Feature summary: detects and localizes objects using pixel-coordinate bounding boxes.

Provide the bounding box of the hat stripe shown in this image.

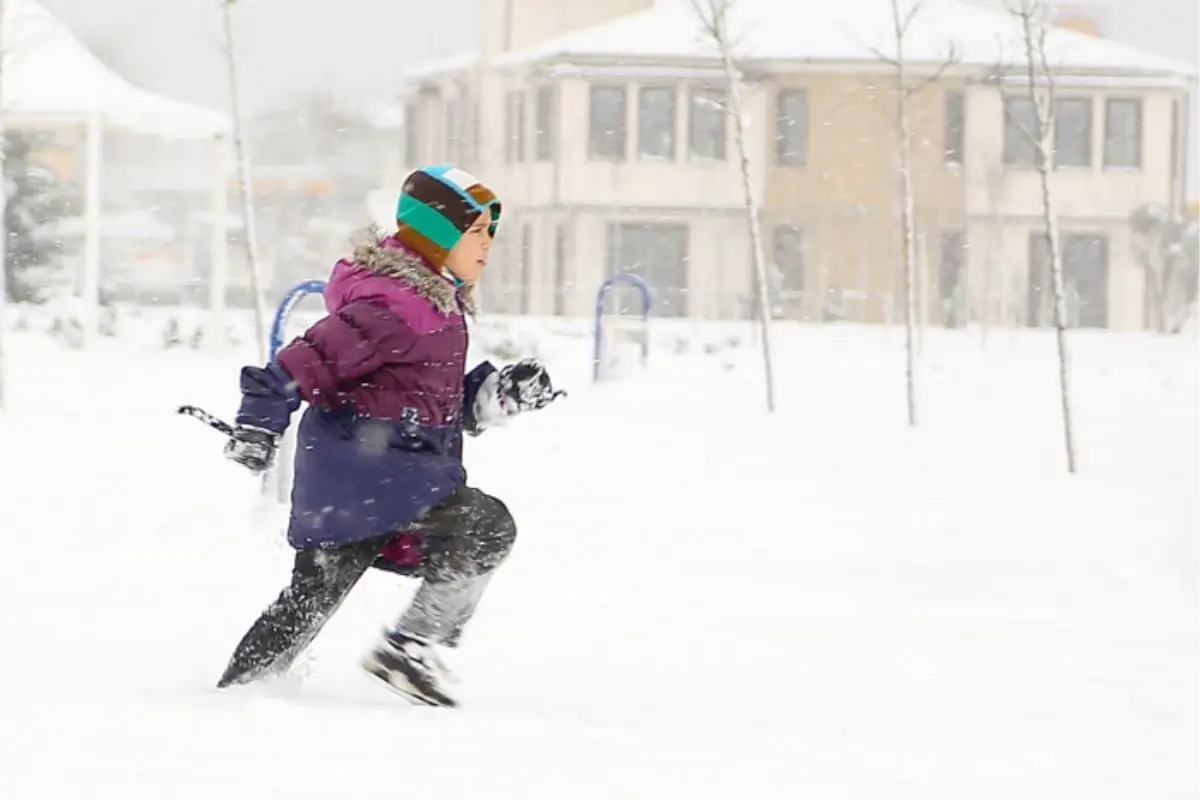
[397,197,464,251]
[402,170,489,223]
[396,226,449,266]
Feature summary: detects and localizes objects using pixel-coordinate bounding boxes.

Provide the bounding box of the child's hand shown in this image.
[224,426,279,473]
[497,359,566,414]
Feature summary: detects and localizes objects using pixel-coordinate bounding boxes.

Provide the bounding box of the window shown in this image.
[554,224,568,316]
[1170,97,1182,189]
[688,86,726,160]
[769,224,804,319]
[939,231,967,327]
[772,225,804,294]
[637,86,676,160]
[775,89,807,165]
[588,84,627,160]
[1003,96,1038,167]
[534,86,556,161]
[471,99,481,165]
[504,91,526,163]
[519,224,533,315]
[944,91,964,166]
[1104,98,1142,169]
[404,102,420,165]
[444,97,461,163]
[605,222,690,317]
[1054,97,1093,168]
[1027,232,1110,328]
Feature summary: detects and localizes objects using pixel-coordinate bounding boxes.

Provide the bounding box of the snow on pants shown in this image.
[216,486,517,688]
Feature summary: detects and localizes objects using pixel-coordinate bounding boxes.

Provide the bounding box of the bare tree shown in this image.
[1005,0,1077,472]
[222,0,268,363]
[867,0,958,427]
[687,0,777,413]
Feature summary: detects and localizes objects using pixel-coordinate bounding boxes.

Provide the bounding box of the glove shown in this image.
[496,359,566,414]
[223,425,279,473]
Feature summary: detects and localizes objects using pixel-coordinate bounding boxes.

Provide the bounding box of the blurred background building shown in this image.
[8,0,1199,332]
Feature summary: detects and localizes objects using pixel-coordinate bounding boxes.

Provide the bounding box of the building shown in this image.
[393,0,1196,330]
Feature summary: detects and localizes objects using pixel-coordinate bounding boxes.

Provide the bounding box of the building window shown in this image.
[504,91,526,163]
[519,224,533,315]
[1027,232,1110,328]
[605,222,690,317]
[771,225,804,293]
[939,231,967,327]
[554,224,568,316]
[637,86,676,160]
[1054,97,1093,168]
[534,86,556,161]
[404,102,420,165]
[1003,96,1038,167]
[944,91,964,166]
[1104,98,1142,169]
[688,86,726,161]
[588,84,627,160]
[775,89,807,166]
[769,224,804,319]
[444,97,461,163]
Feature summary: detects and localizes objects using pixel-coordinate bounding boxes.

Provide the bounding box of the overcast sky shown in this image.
[36,0,476,115]
[36,0,1197,111]
[33,0,1200,195]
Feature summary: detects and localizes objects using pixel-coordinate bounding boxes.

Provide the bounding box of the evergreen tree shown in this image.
[3,131,82,303]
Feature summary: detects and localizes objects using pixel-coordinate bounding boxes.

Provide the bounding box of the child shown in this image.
[215,164,563,707]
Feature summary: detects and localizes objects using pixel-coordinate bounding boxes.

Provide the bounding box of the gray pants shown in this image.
[217,486,516,687]
[395,486,518,646]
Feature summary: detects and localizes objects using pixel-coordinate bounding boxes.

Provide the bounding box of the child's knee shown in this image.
[453,489,515,572]
[477,492,517,563]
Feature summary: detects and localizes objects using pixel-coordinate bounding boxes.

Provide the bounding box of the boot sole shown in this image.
[361,654,458,708]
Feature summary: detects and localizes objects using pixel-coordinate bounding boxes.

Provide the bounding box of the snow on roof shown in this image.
[3,0,231,138]
[489,0,1196,79]
[401,50,478,82]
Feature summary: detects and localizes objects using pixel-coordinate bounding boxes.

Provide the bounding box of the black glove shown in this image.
[497,359,566,414]
[223,425,279,473]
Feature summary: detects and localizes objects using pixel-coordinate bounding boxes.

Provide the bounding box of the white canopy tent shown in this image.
[2,0,234,340]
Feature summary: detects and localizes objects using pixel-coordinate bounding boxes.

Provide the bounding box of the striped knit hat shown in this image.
[395,164,501,271]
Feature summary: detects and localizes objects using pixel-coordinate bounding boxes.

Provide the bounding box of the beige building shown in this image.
[390,0,1195,330]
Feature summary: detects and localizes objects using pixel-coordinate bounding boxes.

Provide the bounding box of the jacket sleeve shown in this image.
[235,361,302,435]
[275,301,419,407]
[463,360,508,436]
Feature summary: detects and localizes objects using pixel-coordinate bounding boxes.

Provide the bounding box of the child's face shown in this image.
[444,213,494,284]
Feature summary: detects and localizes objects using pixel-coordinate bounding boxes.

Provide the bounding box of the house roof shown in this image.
[487,0,1196,79]
[402,50,479,82]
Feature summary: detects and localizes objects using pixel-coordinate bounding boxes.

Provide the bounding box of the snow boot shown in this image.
[361,632,458,707]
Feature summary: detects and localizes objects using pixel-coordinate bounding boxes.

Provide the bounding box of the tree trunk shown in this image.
[222,0,269,364]
[713,9,777,413]
[891,0,919,427]
[1020,3,1077,473]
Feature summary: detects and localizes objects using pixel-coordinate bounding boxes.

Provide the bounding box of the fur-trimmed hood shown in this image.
[347,224,476,316]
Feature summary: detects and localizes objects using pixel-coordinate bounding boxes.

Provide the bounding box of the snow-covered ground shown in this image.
[0,317,1196,798]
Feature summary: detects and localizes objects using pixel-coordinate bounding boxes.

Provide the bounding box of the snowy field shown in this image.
[0,315,1196,799]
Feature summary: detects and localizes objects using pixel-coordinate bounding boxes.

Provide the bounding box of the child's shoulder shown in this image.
[329,230,465,337]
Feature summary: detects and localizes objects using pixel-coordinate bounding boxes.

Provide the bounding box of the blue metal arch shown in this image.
[269,279,327,360]
[593,273,652,382]
[264,279,327,502]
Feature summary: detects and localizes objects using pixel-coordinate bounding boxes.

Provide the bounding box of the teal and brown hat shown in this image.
[394,164,501,270]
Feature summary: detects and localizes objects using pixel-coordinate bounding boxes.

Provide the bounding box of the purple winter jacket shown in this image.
[235,230,496,558]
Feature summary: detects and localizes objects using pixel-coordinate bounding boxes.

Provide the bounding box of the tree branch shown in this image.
[866,43,900,67]
[904,45,960,97]
[899,0,924,36]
